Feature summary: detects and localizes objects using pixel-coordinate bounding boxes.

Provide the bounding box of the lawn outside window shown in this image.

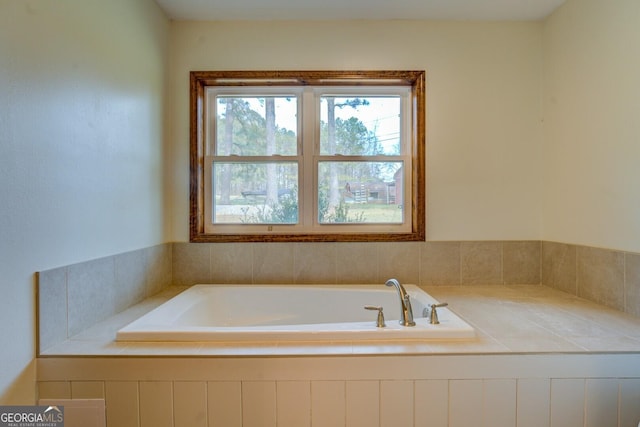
[190,70,425,242]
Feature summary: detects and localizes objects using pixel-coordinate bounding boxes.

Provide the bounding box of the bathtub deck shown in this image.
[38,284,640,356]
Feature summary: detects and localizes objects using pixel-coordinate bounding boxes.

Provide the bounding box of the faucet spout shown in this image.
[385,278,416,326]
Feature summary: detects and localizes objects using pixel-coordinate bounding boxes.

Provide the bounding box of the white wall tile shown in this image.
[174,381,207,427]
[483,379,516,427]
[585,378,619,427]
[208,381,242,427]
[276,381,310,427]
[414,380,448,427]
[346,380,379,427]
[550,379,584,427]
[311,381,345,427]
[517,378,550,427]
[243,381,276,427]
[449,380,482,427]
[140,381,173,427]
[381,380,413,427]
[105,382,139,427]
[620,378,640,427]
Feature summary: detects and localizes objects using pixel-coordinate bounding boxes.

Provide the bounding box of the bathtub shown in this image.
[116,284,475,342]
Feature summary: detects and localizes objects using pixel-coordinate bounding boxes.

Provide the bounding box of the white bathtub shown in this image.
[116,284,475,342]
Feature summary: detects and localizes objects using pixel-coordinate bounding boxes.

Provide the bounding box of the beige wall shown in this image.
[168,20,544,242]
[541,0,640,252]
[0,0,169,403]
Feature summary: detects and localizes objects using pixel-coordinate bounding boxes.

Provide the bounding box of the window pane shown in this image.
[319,96,401,156]
[213,162,298,224]
[317,161,403,224]
[215,96,298,156]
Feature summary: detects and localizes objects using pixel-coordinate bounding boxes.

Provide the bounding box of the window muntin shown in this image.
[191,71,425,242]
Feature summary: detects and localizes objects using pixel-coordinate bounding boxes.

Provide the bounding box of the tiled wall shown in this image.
[37,240,640,353]
[172,240,542,287]
[37,244,172,353]
[37,355,640,427]
[542,241,640,317]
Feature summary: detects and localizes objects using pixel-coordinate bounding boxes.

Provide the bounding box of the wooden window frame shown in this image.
[190,70,425,242]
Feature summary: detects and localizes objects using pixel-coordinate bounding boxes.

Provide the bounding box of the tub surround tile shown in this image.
[377,242,421,284]
[542,241,577,294]
[253,243,294,284]
[577,246,625,311]
[67,256,117,337]
[419,241,461,286]
[114,249,147,312]
[503,241,541,285]
[172,242,211,286]
[624,252,640,317]
[336,242,379,284]
[37,266,68,353]
[38,244,174,354]
[145,244,172,295]
[210,243,253,284]
[294,242,337,284]
[460,241,502,285]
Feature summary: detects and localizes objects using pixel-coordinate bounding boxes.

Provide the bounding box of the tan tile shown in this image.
[420,241,460,286]
[624,252,640,317]
[377,242,421,284]
[253,243,294,284]
[145,243,172,296]
[210,243,253,284]
[336,242,378,284]
[542,241,577,294]
[461,241,502,285]
[577,246,624,311]
[293,242,336,284]
[503,241,541,285]
[172,242,211,285]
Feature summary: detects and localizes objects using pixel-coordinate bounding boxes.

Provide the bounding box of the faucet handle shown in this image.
[364,306,386,328]
[427,302,449,325]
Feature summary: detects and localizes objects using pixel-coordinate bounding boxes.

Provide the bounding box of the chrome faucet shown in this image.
[385,278,416,326]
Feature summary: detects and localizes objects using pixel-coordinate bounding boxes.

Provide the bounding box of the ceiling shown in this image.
[155,0,567,22]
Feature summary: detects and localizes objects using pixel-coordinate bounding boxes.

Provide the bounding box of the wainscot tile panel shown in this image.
[460,241,503,285]
[419,241,461,286]
[377,242,421,284]
[542,241,577,294]
[294,243,337,284]
[624,252,640,317]
[336,242,379,284]
[172,242,211,286]
[252,243,294,284]
[503,241,541,284]
[37,244,173,353]
[577,246,625,311]
[37,266,68,353]
[67,256,117,337]
[210,243,253,284]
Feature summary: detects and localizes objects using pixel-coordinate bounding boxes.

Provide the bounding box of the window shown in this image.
[190,70,425,242]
